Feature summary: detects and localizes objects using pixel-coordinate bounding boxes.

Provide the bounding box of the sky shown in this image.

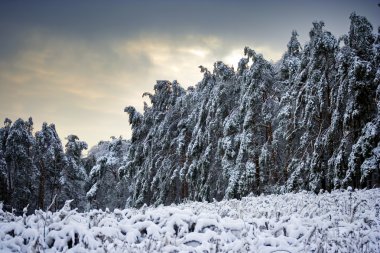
[0,0,379,149]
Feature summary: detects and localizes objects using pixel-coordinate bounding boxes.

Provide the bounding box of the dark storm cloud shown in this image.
[1,0,378,53]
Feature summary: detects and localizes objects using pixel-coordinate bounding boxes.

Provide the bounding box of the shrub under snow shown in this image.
[0,189,379,252]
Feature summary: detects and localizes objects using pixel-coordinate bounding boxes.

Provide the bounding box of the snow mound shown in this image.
[0,189,379,252]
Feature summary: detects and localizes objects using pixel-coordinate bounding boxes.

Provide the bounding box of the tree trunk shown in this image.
[255,156,260,194]
[38,160,46,210]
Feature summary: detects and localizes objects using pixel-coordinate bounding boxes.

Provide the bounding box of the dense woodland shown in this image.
[0,13,379,212]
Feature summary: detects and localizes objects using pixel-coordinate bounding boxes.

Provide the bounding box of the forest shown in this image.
[0,13,379,212]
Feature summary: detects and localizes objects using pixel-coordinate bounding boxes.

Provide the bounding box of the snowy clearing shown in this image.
[1,189,379,252]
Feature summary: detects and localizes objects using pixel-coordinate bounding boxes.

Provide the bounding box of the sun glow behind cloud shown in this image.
[0,31,283,148]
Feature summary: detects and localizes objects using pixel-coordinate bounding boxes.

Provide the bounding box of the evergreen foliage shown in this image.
[122,14,379,207]
[86,137,130,210]
[0,14,379,211]
[35,123,66,211]
[0,120,91,213]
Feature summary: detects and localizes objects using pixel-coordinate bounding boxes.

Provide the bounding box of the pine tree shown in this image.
[87,137,130,210]
[283,21,338,192]
[35,123,66,210]
[273,31,302,191]
[60,135,88,211]
[0,118,12,205]
[342,14,380,188]
[4,118,39,211]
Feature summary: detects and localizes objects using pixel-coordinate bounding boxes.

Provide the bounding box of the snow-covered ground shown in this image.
[0,188,379,253]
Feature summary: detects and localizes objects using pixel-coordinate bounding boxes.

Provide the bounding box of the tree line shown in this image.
[0,13,379,212]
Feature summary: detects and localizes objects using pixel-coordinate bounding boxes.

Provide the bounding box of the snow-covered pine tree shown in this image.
[341,13,380,188]
[283,21,338,192]
[3,118,39,211]
[122,80,188,207]
[185,62,235,201]
[272,30,302,191]
[0,118,12,206]
[35,123,66,210]
[60,135,88,211]
[87,137,130,210]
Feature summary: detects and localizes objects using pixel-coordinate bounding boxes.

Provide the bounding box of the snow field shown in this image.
[0,188,379,252]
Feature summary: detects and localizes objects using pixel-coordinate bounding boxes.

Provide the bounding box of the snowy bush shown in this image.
[1,189,379,252]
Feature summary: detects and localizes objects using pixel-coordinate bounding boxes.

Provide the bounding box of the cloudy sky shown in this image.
[0,0,379,149]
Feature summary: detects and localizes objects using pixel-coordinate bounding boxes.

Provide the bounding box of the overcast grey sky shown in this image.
[0,0,379,148]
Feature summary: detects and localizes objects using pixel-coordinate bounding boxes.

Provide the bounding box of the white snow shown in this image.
[0,188,379,252]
